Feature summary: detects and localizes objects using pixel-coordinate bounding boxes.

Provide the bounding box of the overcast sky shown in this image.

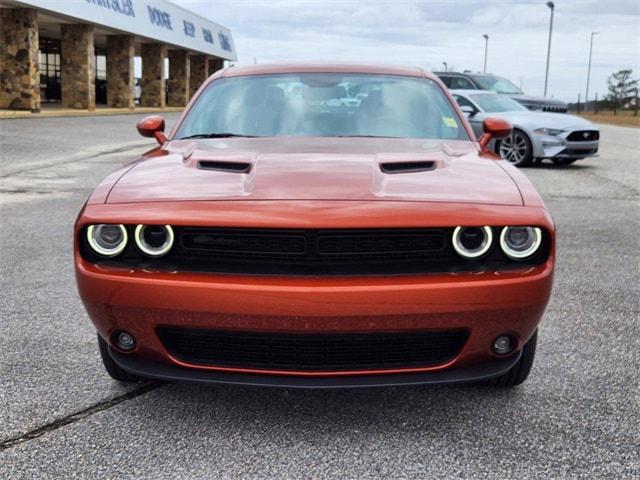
[174,0,640,102]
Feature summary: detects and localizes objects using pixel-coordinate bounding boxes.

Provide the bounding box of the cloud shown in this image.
[176,0,640,101]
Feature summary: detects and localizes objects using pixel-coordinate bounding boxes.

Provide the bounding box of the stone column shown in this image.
[208,57,224,75]
[61,24,95,110]
[140,43,166,108]
[189,54,208,99]
[106,35,135,109]
[167,50,189,107]
[0,8,40,112]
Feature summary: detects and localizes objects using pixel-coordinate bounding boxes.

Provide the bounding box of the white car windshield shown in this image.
[471,94,528,113]
[470,75,523,94]
[176,73,469,140]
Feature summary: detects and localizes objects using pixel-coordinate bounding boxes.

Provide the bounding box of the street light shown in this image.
[442,61,448,72]
[585,32,600,111]
[483,34,489,73]
[543,1,554,97]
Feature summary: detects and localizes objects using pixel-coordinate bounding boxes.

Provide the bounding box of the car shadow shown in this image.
[521,161,597,171]
[134,379,530,436]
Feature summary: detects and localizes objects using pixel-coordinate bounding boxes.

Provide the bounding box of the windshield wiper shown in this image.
[179,133,259,139]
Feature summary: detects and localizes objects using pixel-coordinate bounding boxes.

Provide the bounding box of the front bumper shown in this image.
[109,345,523,388]
[77,255,554,384]
[533,135,599,159]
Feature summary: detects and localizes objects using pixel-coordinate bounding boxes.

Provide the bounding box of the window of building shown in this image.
[38,38,61,103]
[95,50,107,104]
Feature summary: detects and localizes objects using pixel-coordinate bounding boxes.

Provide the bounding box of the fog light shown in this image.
[114,331,135,351]
[492,335,515,355]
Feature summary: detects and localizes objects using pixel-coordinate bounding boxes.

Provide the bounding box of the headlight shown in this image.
[452,226,493,259]
[500,227,542,259]
[534,127,564,136]
[86,224,128,257]
[134,224,174,257]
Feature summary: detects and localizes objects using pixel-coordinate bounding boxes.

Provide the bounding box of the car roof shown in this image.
[433,71,500,79]
[222,63,432,80]
[450,89,497,96]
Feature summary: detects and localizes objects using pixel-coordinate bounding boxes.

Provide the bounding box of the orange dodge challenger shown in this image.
[75,64,554,388]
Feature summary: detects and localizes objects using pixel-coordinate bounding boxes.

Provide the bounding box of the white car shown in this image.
[453,90,599,167]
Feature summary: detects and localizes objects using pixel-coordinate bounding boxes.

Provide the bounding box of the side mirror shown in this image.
[460,105,476,117]
[137,115,167,145]
[479,117,512,151]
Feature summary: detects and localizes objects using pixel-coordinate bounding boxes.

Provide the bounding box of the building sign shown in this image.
[11,0,237,60]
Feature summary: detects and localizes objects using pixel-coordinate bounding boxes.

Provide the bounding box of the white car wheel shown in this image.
[498,130,533,167]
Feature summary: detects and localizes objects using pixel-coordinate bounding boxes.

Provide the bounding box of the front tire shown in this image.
[496,129,533,167]
[98,334,142,383]
[485,330,537,387]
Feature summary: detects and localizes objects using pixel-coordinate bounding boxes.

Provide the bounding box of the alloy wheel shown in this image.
[499,132,530,165]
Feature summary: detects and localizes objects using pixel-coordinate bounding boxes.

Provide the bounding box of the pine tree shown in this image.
[607,70,638,115]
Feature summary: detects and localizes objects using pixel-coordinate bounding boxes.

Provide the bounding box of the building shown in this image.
[0,0,237,112]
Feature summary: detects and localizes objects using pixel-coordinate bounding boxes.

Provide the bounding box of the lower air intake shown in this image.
[157,327,469,372]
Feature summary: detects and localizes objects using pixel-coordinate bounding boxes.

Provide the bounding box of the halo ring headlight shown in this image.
[452,226,493,259]
[500,226,542,260]
[134,224,174,257]
[86,224,128,257]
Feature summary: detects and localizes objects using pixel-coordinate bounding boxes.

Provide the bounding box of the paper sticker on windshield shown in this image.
[442,116,458,128]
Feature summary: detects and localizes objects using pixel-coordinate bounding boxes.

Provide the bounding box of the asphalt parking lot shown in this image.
[0,114,638,479]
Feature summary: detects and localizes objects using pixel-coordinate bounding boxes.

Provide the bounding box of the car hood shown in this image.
[106,137,523,206]
[486,111,596,131]
[507,94,567,107]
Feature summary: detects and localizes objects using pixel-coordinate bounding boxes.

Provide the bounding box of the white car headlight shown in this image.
[534,127,564,136]
[500,227,542,260]
[87,224,128,257]
[452,226,493,259]
[134,224,174,257]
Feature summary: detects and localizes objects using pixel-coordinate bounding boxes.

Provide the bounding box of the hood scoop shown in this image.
[380,160,436,174]
[198,160,252,173]
[183,148,257,175]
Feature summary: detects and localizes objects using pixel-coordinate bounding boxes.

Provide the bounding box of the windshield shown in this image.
[470,75,523,94]
[175,73,468,140]
[471,94,527,113]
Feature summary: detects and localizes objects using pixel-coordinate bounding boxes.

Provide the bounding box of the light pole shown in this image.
[483,34,489,73]
[585,32,599,111]
[442,61,448,72]
[543,1,554,97]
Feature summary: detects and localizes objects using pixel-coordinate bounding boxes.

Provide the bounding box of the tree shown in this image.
[607,69,638,115]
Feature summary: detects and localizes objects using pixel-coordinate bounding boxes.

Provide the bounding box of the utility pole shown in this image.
[585,32,599,111]
[543,1,555,97]
[483,34,489,73]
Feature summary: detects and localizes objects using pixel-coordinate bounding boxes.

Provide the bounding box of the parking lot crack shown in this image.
[0,383,163,452]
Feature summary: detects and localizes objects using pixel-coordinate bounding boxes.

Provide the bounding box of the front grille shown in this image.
[542,105,568,113]
[80,227,552,275]
[157,327,469,371]
[560,148,598,155]
[567,130,599,141]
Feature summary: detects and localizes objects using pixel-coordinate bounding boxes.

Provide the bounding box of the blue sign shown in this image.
[26,0,236,60]
[85,0,135,18]
[219,32,232,52]
[183,20,195,37]
[202,28,214,44]
[147,5,173,30]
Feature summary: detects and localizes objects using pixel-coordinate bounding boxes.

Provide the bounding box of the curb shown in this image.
[0,107,184,120]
